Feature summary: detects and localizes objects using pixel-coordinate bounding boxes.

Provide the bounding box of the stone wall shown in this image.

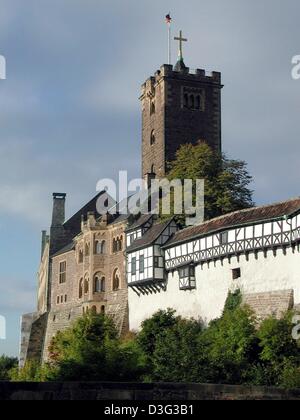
[0,382,299,400]
[243,289,294,320]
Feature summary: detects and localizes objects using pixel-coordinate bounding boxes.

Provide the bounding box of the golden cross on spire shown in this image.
[174,30,188,61]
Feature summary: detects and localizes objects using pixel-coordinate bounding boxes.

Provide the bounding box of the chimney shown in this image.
[41,230,48,259]
[51,193,66,227]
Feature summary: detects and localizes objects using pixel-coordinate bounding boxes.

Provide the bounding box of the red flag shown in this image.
[165,14,172,24]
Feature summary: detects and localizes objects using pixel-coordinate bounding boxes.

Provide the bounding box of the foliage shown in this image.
[16,299,300,389]
[162,142,254,224]
[0,355,18,381]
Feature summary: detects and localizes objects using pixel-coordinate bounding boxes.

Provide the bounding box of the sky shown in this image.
[0,0,300,356]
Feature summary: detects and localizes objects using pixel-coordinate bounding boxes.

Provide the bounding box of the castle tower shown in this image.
[141,31,223,178]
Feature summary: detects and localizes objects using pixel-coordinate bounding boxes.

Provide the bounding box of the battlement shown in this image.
[141,64,222,97]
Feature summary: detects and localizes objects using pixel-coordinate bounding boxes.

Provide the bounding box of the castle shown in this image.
[20,35,300,367]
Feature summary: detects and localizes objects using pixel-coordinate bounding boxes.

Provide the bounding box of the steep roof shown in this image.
[63,191,109,235]
[127,219,173,253]
[164,197,300,248]
[125,214,153,232]
[52,242,75,258]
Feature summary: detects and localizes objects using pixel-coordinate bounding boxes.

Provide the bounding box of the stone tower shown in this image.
[141,59,223,179]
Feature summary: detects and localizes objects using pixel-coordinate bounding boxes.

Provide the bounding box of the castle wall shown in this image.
[41,219,129,361]
[128,247,299,331]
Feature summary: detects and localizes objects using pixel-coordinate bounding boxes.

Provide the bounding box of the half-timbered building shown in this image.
[127,198,300,331]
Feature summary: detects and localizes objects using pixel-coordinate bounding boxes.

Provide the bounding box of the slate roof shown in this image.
[63,191,109,235]
[125,214,153,232]
[164,197,300,248]
[52,242,75,258]
[126,219,174,253]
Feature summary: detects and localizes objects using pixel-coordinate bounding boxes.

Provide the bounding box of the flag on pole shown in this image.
[165,14,172,24]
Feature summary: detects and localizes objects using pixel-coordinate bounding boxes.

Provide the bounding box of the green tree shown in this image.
[0,355,18,381]
[151,318,203,382]
[164,142,254,223]
[47,312,145,382]
[137,309,177,375]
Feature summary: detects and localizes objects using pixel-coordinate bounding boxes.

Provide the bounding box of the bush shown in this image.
[0,355,18,381]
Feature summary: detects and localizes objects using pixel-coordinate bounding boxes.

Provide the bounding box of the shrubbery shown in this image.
[12,292,300,388]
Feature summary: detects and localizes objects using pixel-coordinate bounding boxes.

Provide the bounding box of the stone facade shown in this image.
[141,64,222,178]
[21,191,130,364]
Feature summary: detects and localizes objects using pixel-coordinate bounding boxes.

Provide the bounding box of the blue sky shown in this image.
[1,0,300,356]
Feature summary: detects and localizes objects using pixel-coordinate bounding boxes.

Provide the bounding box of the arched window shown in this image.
[78,250,83,263]
[184,93,189,108]
[79,279,83,299]
[196,95,201,110]
[118,236,123,252]
[112,268,121,291]
[85,243,90,256]
[94,274,105,293]
[150,101,155,115]
[190,95,195,109]
[95,240,106,255]
[101,305,105,315]
[101,240,106,254]
[150,130,156,145]
[84,276,89,294]
[91,306,97,315]
[151,164,156,175]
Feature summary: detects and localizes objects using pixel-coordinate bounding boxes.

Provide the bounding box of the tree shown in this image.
[46,312,145,382]
[0,355,18,381]
[152,318,203,382]
[164,142,254,223]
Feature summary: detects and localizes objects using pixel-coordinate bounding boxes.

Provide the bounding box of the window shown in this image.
[150,101,155,115]
[57,296,60,304]
[154,256,163,268]
[139,255,145,273]
[179,265,196,290]
[85,243,90,256]
[91,306,97,315]
[132,257,137,274]
[232,268,241,280]
[112,269,121,291]
[59,261,67,284]
[151,164,156,175]
[79,278,83,299]
[190,95,195,109]
[184,93,189,108]
[78,250,83,263]
[64,295,67,303]
[130,234,135,245]
[84,277,89,294]
[95,240,106,255]
[220,232,229,245]
[94,274,106,293]
[150,130,156,145]
[101,305,106,315]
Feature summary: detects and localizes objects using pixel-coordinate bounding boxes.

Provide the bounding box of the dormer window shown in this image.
[179,265,196,290]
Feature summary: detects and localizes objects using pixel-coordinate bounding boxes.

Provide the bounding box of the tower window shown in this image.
[184,93,189,108]
[150,101,155,115]
[190,95,195,109]
[150,130,156,145]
